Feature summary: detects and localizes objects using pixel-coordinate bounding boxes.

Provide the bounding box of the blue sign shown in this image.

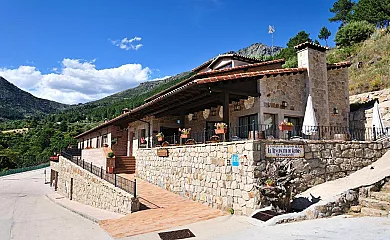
[232,154,239,167]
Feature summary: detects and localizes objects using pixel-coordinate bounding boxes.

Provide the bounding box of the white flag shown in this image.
[268,25,275,34]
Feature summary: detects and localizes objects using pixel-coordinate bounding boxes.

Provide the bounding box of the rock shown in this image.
[350,205,362,213]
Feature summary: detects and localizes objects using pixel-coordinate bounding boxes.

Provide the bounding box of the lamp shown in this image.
[281,101,288,108]
[333,107,339,114]
[192,113,197,120]
[234,102,241,111]
[210,108,217,116]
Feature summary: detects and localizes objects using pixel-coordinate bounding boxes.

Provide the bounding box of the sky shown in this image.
[0,0,340,104]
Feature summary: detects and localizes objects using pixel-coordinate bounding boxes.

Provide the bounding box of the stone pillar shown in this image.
[296,42,330,126]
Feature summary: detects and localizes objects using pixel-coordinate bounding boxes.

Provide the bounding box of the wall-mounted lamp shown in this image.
[333,107,339,114]
[281,101,288,108]
[177,119,181,124]
[234,102,241,111]
[210,108,217,116]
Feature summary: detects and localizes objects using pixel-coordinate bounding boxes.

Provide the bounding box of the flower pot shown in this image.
[158,137,163,142]
[215,128,227,134]
[106,166,114,174]
[279,125,294,131]
[181,134,189,139]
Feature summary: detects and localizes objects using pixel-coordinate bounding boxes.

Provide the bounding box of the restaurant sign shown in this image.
[265,144,304,158]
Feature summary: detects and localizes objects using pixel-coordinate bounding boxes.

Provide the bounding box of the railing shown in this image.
[0,163,50,177]
[60,149,136,197]
[155,124,390,147]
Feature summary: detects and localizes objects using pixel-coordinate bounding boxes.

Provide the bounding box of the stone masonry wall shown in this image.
[327,68,350,127]
[136,140,389,216]
[51,157,138,214]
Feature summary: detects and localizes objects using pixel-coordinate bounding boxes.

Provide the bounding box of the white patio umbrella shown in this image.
[302,94,318,135]
[372,100,386,138]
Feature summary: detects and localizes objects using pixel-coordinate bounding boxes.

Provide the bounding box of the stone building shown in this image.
[75,41,351,171]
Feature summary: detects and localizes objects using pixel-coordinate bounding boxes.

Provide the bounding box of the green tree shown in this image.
[335,21,376,47]
[329,0,355,26]
[353,0,390,28]
[318,27,332,46]
[277,31,312,68]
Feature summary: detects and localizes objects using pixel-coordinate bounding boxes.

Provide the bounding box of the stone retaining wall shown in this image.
[51,157,138,214]
[136,140,389,216]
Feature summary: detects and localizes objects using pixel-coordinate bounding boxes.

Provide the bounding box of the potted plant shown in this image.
[111,138,118,145]
[214,122,227,134]
[179,128,191,138]
[278,121,294,131]
[106,151,115,174]
[156,132,164,142]
[265,178,275,187]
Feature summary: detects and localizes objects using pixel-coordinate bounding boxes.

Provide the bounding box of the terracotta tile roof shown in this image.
[194,68,306,84]
[196,58,285,77]
[191,53,264,72]
[327,61,352,69]
[146,58,285,103]
[294,41,329,52]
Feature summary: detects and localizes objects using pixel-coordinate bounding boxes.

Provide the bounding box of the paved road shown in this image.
[0,168,112,240]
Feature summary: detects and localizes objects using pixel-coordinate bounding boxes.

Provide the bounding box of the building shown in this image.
[75,42,351,172]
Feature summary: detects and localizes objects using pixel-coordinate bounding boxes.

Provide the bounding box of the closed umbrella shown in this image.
[372,100,385,138]
[302,94,318,135]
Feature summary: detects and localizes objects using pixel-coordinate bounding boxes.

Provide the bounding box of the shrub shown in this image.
[335,21,376,47]
[107,151,115,158]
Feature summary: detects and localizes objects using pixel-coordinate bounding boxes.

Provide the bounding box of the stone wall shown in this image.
[254,140,390,194]
[327,68,350,126]
[51,157,138,214]
[136,140,389,216]
[350,88,390,129]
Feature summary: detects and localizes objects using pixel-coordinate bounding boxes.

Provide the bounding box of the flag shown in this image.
[268,25,275,34]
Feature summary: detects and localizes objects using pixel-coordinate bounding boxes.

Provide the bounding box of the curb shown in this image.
[46,194,99,223]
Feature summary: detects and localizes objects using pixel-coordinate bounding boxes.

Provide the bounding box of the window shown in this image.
[284,116,303,137]
[102,135,108,145]
[139,129,147,148]
[96,136,100,148]
[238,114,258,139]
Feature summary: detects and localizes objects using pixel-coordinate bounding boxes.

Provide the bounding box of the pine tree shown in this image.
[329,0,355,26]
[353,0,390,28]
[318,27,332,46]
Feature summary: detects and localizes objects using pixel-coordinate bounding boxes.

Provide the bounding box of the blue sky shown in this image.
[0,0,340,104]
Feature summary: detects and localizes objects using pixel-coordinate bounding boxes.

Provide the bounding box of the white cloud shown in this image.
[111,36,144,51]
[0,59,153,104]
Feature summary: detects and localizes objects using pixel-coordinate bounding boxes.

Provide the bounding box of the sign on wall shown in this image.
[265,144,304,158]
[232,154,239,166]
[157,148,169,157]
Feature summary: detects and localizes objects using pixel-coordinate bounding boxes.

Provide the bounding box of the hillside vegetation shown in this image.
[327,28,390,94]
[0,77,68,121]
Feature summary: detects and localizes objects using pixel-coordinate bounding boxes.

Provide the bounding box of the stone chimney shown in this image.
[295,42,330,126]
[122,108,130,114]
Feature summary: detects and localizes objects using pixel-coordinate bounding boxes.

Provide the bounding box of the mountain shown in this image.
[236,43,283,59]
[0,77,68,121]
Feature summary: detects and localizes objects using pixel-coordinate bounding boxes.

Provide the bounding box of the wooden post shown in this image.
[223,92,230,141]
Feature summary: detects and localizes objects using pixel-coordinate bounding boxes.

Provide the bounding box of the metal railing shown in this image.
[61,149,136,197]
[154,123,389,147]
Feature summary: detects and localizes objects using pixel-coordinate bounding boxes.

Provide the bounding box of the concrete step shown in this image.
[359,197,390,211]
[360,207,389,217]
[370,192,390,202]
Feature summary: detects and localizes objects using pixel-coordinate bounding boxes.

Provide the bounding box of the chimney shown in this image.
[295,42,330,126]
[122,108,130,114]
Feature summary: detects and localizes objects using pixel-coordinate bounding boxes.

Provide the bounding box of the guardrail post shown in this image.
[203,128,206,143]
[91,162,93,173]
[114,174,117,187]
[134,179,137,197]
[82,159,84,169]
[173,133,176,144]
[373,126,377,141]
[252,120,255,141]
[100,166,103,178]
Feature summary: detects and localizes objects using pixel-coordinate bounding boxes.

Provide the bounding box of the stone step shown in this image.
[359,197,390,211]
[360,207,389,217]
[370,192,390,202]
[380,182,390,193]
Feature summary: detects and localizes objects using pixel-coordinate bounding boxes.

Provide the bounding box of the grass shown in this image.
[327,28,390,95]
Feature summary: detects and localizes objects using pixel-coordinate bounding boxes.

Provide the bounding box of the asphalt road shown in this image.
[0,168,112,240]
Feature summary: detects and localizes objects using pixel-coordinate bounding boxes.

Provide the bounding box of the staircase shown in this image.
[114,156,136,174]
[354,181,390,217]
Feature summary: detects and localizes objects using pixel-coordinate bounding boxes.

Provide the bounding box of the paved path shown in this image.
[0,168,112,240]
[99,174,226,238]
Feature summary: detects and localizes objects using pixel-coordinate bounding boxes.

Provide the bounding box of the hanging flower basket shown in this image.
[156,132,164,142]
[215,128,227,134]
[181,134,189,139]
[278,121,294,131]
